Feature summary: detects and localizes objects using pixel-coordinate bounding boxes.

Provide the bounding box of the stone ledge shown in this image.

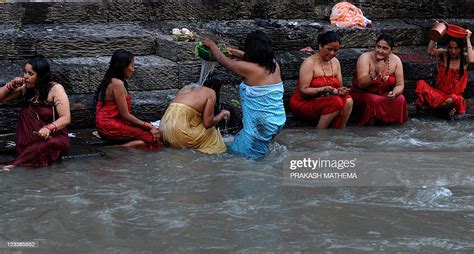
[2,1,473,25]
[0,23,156,59]
[0,55,179,94]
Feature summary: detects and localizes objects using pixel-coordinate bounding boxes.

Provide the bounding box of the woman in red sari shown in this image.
[0,56,70,171]
[350,34,408,126]
[416,24,473,118]
[94,49,162,149]
[290,31,352,128]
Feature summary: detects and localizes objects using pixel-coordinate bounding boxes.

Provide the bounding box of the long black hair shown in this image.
[445,36,466,80]
[203,75,222,113]
[243,30,277,73]
[94,49,134,105]
[318,31,340,47]
[24,55,51,103]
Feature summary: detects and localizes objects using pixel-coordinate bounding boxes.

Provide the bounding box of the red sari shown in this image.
[415,65,467,115]
[11,102,69,168]
[350,74,408,125]
[290,76,351,128]
[96,95,163,149]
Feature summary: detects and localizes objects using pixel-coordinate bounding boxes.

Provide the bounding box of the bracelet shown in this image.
[4,82,15,92]
[143,121,152,130]
[44,123,57,133]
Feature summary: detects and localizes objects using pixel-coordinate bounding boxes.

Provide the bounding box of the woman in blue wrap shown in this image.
[204,31,286,160]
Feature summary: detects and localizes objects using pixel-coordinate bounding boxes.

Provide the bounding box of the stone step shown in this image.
[152,19,426,60]
[1,46,471,96]
[0,23,156,60]
[2,18,474,61]
[1,2,473,25]
[0,89,178,134]
[0,55,178,94]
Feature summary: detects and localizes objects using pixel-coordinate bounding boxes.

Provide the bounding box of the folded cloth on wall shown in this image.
[330,2,372,29]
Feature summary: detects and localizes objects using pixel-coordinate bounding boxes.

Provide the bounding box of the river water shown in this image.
[1,118,473,253]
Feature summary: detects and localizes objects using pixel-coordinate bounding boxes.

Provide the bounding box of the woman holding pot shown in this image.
[415,22,474,118]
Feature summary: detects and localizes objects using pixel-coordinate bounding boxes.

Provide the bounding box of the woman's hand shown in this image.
[337,86,349,96]
[220,109,231,120]
[203,39,217,48]
[150,126,161,143]
[387,90,396,100]
[37,127,51,140]
[466,29,472,39]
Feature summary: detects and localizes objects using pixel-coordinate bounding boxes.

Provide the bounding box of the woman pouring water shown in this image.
[203,30,286,160]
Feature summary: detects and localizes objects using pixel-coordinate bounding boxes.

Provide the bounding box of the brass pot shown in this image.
[429,21,448,42]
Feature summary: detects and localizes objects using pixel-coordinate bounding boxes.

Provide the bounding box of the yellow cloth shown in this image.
[160,102,226,154]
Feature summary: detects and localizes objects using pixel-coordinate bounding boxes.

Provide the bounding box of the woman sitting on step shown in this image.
[290,31,353,128]
[350,34,408,126]
[0,55,70,171]
[94,49,162,149]
[415,23,473,118]
[160,77,230,154]
[203,30,286,160]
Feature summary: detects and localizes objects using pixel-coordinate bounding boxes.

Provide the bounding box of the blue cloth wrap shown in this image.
[229,81,286,160]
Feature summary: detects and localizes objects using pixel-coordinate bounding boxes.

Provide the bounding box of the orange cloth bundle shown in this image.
[330,2,372,29]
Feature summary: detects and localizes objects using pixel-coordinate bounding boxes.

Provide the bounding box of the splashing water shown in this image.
[222,118,234,143]
[197,59,217,86]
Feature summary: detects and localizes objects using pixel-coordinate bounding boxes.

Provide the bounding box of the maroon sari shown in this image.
[11,102,69,168]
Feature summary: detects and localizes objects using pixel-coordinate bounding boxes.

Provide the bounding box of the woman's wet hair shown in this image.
[24,55,51,103]
[445,36,466,79]
[203,75,223,113]
[376,34,396,48]
[244,30,277,73]
[95,49,134,105]
[317,31,340,47]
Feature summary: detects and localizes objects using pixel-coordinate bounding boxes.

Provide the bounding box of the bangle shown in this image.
[5,82,15,92]
[44,123,57,133]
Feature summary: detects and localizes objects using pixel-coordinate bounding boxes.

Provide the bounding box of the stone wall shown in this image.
[0,1,473,133]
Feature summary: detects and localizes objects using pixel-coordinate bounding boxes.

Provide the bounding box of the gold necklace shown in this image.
[317,54,334,86]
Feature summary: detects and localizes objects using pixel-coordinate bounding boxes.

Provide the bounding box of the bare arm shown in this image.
[466,29,474,64]
[228,47,245,59]
[0,77,24,103]
[427,39,445,58]
[37,83,71,139]
[298,57,335,97]
[391,56,405,98]
[202,89,230,128]
[110,79,150,129]
[203,39,250,77]
[355,53,374,89]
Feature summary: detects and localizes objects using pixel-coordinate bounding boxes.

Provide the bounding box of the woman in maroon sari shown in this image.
[350,34,408,126]
[94,49,162,149]
[416,24,473,118]
[0,56,71,171]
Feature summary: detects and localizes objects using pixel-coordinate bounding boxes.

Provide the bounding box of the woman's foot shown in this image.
[449,108,457,117]
[3,164,15,172]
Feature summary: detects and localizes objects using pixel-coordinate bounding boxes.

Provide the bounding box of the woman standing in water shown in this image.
[416,23,473,118]
[203,30,286,160]
[0,55,70,171]
[350,34,408,126]
[94,49,162,149]
[290,31,352,128]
